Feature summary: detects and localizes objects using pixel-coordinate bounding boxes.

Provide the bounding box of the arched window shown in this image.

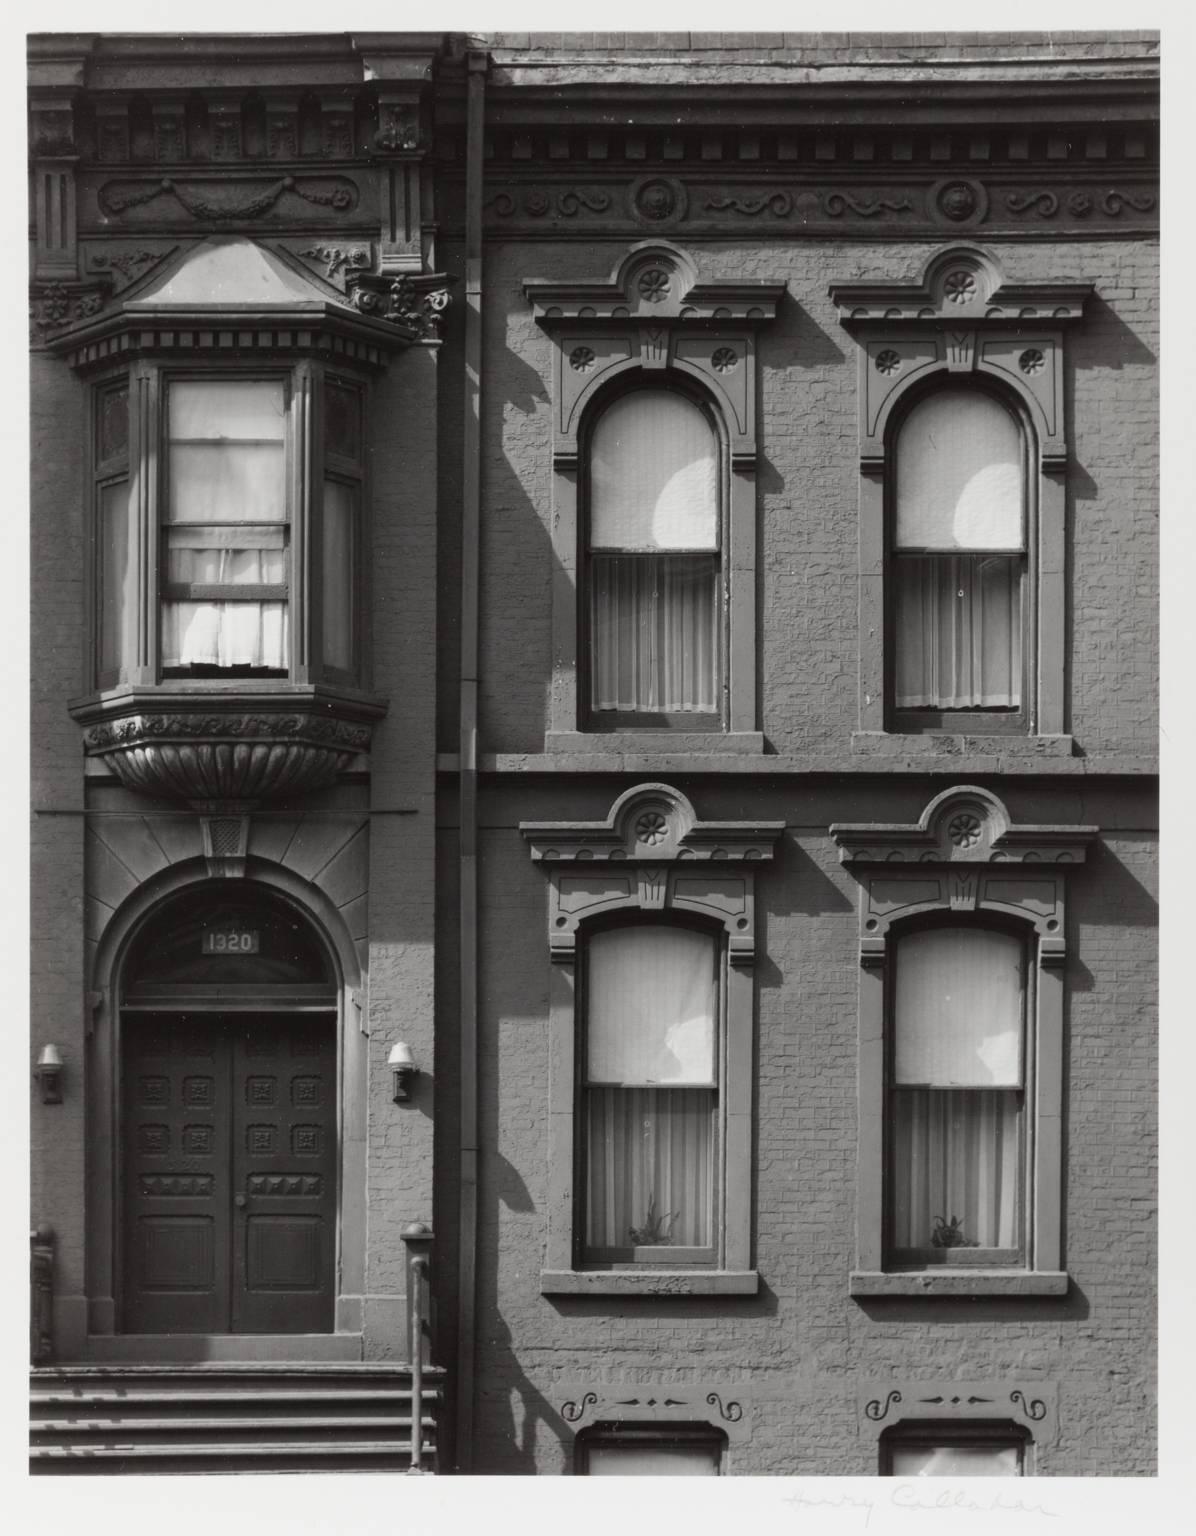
[888,924,1027,1267]
[582,923,719,1263]
[892,387,1027,726]
[586,389,722,725]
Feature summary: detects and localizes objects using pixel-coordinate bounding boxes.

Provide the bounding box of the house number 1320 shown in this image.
[202,930,260,954]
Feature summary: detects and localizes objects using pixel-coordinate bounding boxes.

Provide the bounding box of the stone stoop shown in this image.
[30,1362,444,1474]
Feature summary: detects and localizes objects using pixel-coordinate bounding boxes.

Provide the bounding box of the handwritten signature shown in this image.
[781,1486,1058,1525]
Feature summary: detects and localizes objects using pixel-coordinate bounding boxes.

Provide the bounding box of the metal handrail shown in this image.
[30,1226,54,1365]
[401,1223,433,1474]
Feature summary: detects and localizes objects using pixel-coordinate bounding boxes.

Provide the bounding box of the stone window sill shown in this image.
[545,731,764,756]
[542,1270,759,1297]
[850,1270,1069,1298]
[851,732,1074,758]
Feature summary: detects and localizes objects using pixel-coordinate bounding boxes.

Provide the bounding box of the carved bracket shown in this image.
[522,783,783,965]
[346,270,453,340]
[556,1383,751,1442]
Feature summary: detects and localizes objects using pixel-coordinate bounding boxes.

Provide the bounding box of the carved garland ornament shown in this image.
[98,176,358,220]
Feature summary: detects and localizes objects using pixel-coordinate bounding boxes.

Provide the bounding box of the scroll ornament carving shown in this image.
[86,247,177,292]
[822,191,913,218]
[1006,188,1156,219]
[347,272,453,339]
[82,711,375,804]
[485,189,611,218]
[298,244,372,282]
[30,281,110,340]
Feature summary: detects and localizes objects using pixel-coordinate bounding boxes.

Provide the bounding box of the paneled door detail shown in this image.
[123,1014,336,1333]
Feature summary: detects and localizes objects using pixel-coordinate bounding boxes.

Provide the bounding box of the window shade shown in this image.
[168,380,286,524]
[889,1444,1020,1477]
[586,926,716,1084]
[586,1445,721,1476]
[894,927,1023,1086]
[896,390,1023,551]
[590,391,718,551]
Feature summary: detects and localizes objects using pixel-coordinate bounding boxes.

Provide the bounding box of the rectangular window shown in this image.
[583,925,718,1265]
[579,1427,724,1476]
[882,1425,1027,1477]
[888,926,1026,1267]
[892,388,1026,728]
[161,378,289,676]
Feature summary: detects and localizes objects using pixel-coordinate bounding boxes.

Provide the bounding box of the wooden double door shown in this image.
[122,1013,337,1334]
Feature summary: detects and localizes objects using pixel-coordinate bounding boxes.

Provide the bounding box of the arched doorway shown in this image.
[118,884,339,1334]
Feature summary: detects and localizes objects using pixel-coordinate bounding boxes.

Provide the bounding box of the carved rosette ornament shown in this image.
[80,705,379,806]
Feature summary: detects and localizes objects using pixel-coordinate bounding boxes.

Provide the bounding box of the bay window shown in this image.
[892,387,1027,728]
[889,925,1026,1266]
[587,388,722,725]
[90,361,366,692]
[583,924,718,1264]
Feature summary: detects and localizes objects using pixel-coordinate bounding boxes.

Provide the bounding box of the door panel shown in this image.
[231,1017,336,1332]
[123,1016,231,1333]
[122,1013,336,1334]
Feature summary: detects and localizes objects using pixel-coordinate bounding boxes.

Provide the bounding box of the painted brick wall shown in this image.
[462,237,1157,756]
[453,778,1156,1474]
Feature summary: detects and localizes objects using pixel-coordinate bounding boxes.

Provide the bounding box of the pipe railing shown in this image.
[401,1222,433,1473]
[30,1226,54,1365]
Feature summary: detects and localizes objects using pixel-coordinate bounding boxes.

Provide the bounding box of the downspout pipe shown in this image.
[455,45,487,1474]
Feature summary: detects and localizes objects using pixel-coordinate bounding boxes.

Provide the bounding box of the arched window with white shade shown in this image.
[892,387,1028,726]
[586,388,722,724]
[888,923,1028,1267]
[583,923,719,1263]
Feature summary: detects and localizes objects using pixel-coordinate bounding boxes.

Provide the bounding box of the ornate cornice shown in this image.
[830,784,1097,867]
[829,245,1092,326]
[70,686,386,806]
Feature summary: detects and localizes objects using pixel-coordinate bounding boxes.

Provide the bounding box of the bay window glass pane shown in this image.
[167,380,286,525]
[98,383,129,464]
[591,391,718,551]
[891,1088,1019,1250]
[99,480,133,679]
[895,554,1022,709]
[586,1087,713,1250]
[591,554,718,713]
[895,928,1023,1087]
[895,390,1023,551]
[889,1443,1021,1477]
[322,480,355,673]
[161,600,288,670]
[324,380,362,463]
[586,1444,720,1476]
[587,926,715,1084]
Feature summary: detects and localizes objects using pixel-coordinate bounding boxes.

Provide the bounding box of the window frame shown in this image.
[831,784,1095,1298]
[576,1423,726,1476]
[525,241,783,752]
[883,914,1032,1271]
[579,377,730,732]
[879,1421,1030,1477]
[886,377,1036,735]
[86,356,371,695]
[522,782,783,1296]
[578,913,725,1268]
[830,245,1091,750]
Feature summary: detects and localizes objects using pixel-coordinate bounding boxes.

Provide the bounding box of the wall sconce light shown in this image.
[36,1044,64,1105]
[388,1042,420,1102]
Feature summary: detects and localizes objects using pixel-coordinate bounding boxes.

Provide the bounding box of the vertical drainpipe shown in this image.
[455,45,487,1474]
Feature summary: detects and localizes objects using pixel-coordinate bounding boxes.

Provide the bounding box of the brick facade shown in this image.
[29,31,1157,1476]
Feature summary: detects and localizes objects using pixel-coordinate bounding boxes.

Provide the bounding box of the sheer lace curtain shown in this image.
[890,927,1024,1255]
[584,926,717,1253]
[894,390,1024,710]
[161,380,288,670]
[589,391,720,714]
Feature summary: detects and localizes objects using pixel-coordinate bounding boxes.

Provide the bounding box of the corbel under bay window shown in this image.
[831,785,1096,1297]
[55,237,439,802]
[521,783,783,1295]
[829,246,1091,748]
[525,242,784,751]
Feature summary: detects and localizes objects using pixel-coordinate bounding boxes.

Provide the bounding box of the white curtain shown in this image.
[891,1088,1019,1251]
[586,1445,720,1476]
[586,1086,714,1250]
[894,554,1021,709]
[591,554,718,713]
[589,391,719,713]
[585,926,716,1252]
[164,379,287,670]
